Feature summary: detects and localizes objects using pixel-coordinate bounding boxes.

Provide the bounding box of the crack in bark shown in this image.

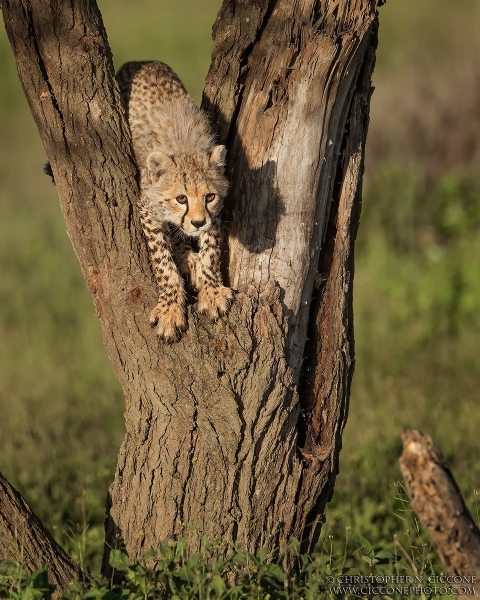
[297,16,376,455]
[177,383,199,529]
[23,2,70,172]
[285,19,377,554]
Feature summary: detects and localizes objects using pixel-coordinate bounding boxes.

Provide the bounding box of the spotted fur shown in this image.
[117,61,232,341]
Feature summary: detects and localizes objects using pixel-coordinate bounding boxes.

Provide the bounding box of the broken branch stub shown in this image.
[400,429,480,582]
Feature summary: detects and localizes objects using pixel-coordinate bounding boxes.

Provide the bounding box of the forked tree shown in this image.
[1,0,379,586]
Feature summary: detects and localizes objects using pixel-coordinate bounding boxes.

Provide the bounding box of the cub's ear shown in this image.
[147,151,175,184]
[209,145,227,172]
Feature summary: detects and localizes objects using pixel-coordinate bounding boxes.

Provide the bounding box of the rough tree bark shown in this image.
[400,430,480,582]
[1,0,379,574]
[0,472,85,589]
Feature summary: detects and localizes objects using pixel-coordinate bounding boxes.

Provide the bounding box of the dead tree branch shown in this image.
[0,471,87,591]
[400,429,480,581]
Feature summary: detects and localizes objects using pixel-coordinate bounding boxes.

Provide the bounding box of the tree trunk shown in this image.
[1,0,379,571]
[0,472,86,592]
[400,430,480,584]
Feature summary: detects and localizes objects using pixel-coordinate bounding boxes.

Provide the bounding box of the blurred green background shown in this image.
[0,0,479,572]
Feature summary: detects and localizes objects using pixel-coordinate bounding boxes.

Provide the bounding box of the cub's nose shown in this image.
[191,219,206,229]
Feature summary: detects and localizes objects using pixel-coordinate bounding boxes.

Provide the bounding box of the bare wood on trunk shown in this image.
[0,472,85,591]
[400,429,480,581]
[1,0,379,571]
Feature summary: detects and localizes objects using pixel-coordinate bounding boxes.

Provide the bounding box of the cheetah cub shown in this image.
[117,61,232,342]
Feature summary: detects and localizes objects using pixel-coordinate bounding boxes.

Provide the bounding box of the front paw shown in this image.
[197,285,233,321]
[149,302,186,342]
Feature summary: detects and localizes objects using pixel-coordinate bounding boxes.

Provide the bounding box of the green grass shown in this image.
[0,0,479,585]
[331,167,480,544]
[0,528,462,599]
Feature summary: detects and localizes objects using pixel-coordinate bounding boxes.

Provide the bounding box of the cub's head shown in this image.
[145,146,228,237]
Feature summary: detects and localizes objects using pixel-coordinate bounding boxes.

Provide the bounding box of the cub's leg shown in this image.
[196,218,233,320]
[140,211,186,342]
[171,239,199,286]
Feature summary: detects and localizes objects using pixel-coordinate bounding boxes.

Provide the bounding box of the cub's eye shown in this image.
[205,193,216,203]
[175,195,188,204]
